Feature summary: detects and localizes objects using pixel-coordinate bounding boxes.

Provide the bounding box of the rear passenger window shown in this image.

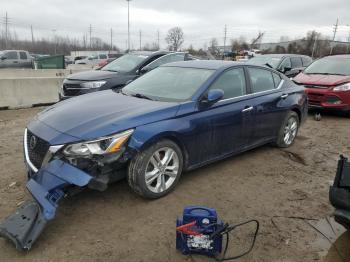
[19,52,27,60]
[301,57,312,67]
[290,57,302,68]
[209,68,246,99]
[279,58,291,70]
[248,68,275,93]
[272,73,282,88]
[99,54,107,59]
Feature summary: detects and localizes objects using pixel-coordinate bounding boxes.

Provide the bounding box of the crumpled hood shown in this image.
[66,70,119,81]
[33,90,180,142]
[294,73,350,86]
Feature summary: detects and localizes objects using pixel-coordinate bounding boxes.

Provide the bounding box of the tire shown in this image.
[127,139,183,199]
[275,111,299,148]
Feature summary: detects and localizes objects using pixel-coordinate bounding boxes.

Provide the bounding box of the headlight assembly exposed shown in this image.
[63,129,134,157]
[80,81,106,89]
[333,83,350,91]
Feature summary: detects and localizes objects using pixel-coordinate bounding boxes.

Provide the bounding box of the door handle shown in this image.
[13,61,18,63]
[242,106,254,113]
[281,94,288,99]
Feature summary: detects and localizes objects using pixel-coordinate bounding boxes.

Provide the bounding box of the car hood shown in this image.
[66,70,119,81]
[33,90,180,143]
[294,73,350,86]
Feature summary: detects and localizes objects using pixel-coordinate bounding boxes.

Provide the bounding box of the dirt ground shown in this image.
[0,107,349,262]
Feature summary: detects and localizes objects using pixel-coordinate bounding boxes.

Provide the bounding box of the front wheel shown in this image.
[127,139,183,199]
[275,111,299,148]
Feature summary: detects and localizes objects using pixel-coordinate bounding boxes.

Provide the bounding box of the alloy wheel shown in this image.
[283,116,298,145]
[145,147,179,193]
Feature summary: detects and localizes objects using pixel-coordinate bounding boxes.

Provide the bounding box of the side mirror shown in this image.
[201,89,224,106]
[283,66,292,73]
[139,66,151,75]
[125,79,134,85]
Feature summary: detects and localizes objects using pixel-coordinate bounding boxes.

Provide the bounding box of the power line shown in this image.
[330,18,338,55]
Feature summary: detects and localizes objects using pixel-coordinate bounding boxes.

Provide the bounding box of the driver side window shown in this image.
[208,68,246,100]
[147,53,185,70]
[279,58,291,70]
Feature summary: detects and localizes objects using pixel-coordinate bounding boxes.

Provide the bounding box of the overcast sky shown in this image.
[1,0,350,50]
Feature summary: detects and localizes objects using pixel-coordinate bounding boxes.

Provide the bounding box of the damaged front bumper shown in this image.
[0,159,92,250]
[329,155,350,230]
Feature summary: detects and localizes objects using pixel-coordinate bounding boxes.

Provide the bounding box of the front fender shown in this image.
[128,119,190,165]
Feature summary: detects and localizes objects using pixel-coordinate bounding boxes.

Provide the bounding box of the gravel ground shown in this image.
[0,107,349,262]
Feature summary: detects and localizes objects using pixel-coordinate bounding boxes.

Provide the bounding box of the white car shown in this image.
[75,54,108,66]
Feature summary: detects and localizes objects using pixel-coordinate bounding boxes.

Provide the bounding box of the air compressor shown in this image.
[176,206,259,261]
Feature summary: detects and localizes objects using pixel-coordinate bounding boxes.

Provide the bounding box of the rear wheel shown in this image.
[127,139,183,198]
[276,111,299,148]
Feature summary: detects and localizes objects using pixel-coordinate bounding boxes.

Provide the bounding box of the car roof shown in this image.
[256,54,310,58]
[324,54,350,59]
[162,60,241,70]
[130,50,170,57]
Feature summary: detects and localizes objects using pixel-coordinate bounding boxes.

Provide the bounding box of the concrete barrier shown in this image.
[0,69,89,109]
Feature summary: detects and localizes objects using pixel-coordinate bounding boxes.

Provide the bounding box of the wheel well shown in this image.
[291,108,301,122]
[154,135,189,170]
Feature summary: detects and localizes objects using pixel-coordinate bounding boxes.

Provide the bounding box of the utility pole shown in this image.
[126,0,132,52]
[30,25,34,45]
[311,34,318,59]
[157,30,160,50]
[110,28,113,51]
[330,18,338,55]
[4,12,9,49]
[139,30,142,51]
[346,25,350,54]
[223,24,227,60]
[89,24,92,50]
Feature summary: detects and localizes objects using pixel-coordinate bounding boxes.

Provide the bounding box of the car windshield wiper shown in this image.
[102,69,118,72]
[130,93,154,101]
[305,72,347,76]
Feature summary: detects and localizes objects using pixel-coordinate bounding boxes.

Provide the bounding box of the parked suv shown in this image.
[60,51,194,100]
[248,54,312,78]
[293,55,350,113]
[0,50,33,68]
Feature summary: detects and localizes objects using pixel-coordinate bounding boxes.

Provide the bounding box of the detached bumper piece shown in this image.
[329,155,350,230]
[0,159,92,251]
[0,201,46,251]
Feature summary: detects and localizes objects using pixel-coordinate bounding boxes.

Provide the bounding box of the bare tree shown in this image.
[208,38,220,58]
[165,27,184,51]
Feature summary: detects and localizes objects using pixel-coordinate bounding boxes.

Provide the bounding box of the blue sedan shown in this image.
[26,60,307,199]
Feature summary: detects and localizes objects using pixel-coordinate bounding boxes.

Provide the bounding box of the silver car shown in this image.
[0,50,33,68]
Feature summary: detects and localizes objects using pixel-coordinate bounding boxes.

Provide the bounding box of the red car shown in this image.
[294,55,350,113]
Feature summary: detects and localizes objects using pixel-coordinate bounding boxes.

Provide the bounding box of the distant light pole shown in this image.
[346,25,350,54]
[52,29,57,54]
[126,0,132,52]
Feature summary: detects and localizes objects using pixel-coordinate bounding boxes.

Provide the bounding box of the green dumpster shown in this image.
[34,55,65,69]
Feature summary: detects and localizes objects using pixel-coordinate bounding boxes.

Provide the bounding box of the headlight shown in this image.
[80,81,106,89]
[63,129,134,157]
[333,83,350,91]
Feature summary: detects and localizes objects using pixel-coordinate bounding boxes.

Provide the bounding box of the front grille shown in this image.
[63,83,83,96]
[26,130,50,169]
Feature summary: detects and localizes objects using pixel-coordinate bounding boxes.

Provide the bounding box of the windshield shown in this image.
[122,67,214,102]
[248,56,281,68]
[304,58,350,75]
[101,54,148,73]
